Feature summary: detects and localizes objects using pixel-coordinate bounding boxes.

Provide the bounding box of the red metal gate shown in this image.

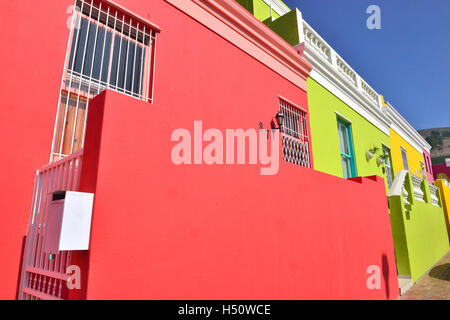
[18,150,83,300]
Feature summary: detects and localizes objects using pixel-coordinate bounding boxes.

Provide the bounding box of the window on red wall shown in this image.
[51,0,159,161]
[67,0,157,100]
[279,99,311,168]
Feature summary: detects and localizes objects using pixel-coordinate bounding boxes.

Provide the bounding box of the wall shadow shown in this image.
[429,263,450,281]
[15,235,26,300]
[382,254,390,299]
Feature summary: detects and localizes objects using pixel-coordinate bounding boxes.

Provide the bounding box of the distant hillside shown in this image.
[418,127,450,164]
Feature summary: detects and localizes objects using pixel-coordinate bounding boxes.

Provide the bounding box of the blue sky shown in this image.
[283,0,450,130]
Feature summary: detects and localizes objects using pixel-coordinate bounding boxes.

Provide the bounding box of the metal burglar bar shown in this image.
[51,0,158,161]
[279,99,310,168]
[18,150,83,300]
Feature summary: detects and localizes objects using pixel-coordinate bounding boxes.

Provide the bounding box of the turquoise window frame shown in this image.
[337,118,357,178]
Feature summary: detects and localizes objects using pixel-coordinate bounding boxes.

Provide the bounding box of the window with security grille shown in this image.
[51,0,158,161]
[279,99,310,168]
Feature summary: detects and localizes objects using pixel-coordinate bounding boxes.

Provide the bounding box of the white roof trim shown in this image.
[306,50,391,135]
[384,103,432,153]
[300,19,391,135]
[300,17,429,153]
[259,5,429,154]
[262,0,290,16]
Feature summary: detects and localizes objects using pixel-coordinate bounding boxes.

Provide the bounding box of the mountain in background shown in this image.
[418,127,450,164]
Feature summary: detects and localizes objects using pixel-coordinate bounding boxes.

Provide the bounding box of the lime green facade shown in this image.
[235,0,285,22]
[308,78,391,188]
[264,9,301,46]
[388,173,449,282]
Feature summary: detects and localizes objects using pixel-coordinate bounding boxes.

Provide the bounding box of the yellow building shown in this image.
[434,179,450,241]
[384,100,449,285]
[390,128,427,178]
[384,102,432,181]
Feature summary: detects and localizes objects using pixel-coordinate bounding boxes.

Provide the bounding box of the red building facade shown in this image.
[1,0,399,299]
[433,161,450,181]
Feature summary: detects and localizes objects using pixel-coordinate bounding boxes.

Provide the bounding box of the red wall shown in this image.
[0,0,73,299]
[80,90,398,299]
[433,163,450,181]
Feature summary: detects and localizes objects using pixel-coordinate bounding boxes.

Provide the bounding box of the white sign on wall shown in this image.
[44,191,94,254]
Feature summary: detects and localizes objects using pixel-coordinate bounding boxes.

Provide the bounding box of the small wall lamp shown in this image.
[259,111,285,139]
[275,111,284,129]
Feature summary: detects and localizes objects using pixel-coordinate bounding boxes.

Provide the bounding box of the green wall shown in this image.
[235,0,302,45]
[234,0,254,14]
[254,0,280,21]
[264,9,300,46]
[307,78,391,188]
[235,0,283,21]
[389,174,450,282]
